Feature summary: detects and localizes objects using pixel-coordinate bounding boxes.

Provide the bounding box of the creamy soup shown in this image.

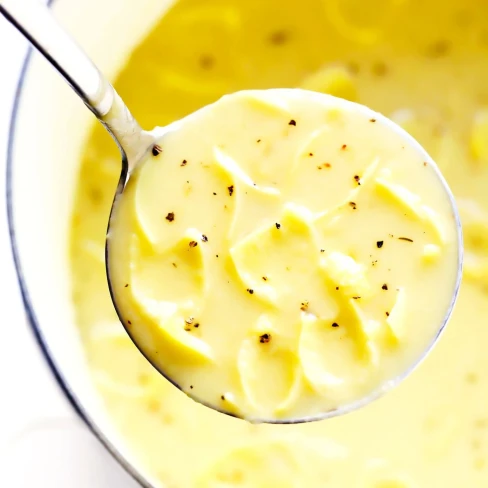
[108,88,459,422]
[71,0,488,485]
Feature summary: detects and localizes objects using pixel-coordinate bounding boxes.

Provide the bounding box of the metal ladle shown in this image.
[0,0,463,424]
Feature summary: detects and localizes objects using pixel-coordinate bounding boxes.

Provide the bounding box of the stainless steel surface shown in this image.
[0,0,153,166]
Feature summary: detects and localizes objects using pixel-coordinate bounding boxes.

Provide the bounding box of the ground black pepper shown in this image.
[152,145,162,156]
[166,212,175,222]
[259,333,272,343]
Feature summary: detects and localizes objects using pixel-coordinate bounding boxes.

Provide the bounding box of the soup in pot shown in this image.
[70,0,488,485]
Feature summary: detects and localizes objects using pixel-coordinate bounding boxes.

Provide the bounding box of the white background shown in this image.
[0,10,138,488]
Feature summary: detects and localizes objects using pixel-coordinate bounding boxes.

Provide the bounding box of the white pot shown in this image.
[6,0,177,485]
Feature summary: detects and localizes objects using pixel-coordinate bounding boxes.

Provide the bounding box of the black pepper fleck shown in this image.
[221,395,225,400]
[382,284,388,290]
[190,385,193,389]
[320,249,325,253]
[259,333,272,343]
[166,212,175,222]
[289,119,297,126]
[332,322,339,328]
[181,159,187,167]
[370,118,376,123]
[128,320,132,325]
[349,201,357,210]
[275,223,281,229]
[228,185,234,196]
[201,234,208,242]
[354,175,361,185]
[247,288,254,294]
[262,276,268,281]
[377,240,384,248]
[125,283,129,288]
[257,139,262,143]
[189,241,198,248]
[386,311,390,317]
[152,145,162,156]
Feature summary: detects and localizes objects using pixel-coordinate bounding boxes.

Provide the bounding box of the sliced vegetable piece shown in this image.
[237,335,302,417]
[320,251,370,299]
[386,288,407,343]
[375,177,447,244]
[214,148,280,195]
[243,91,291,114]
[134,295,214,364]
[131,229,209,304]
[230,203,318,306]
[298,308,377,400]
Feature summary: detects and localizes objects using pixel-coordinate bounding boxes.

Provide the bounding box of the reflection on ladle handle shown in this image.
[0,0,154,167]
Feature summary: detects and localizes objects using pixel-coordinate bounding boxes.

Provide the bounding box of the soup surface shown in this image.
[108,87,459,423]
[71,0,488,485]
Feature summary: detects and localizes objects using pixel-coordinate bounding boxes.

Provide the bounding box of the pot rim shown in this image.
[5,2,150,487]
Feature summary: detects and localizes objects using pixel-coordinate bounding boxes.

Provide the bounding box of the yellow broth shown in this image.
[71,0,488,485]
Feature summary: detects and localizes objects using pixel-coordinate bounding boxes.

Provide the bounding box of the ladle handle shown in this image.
[0,0,153,166]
